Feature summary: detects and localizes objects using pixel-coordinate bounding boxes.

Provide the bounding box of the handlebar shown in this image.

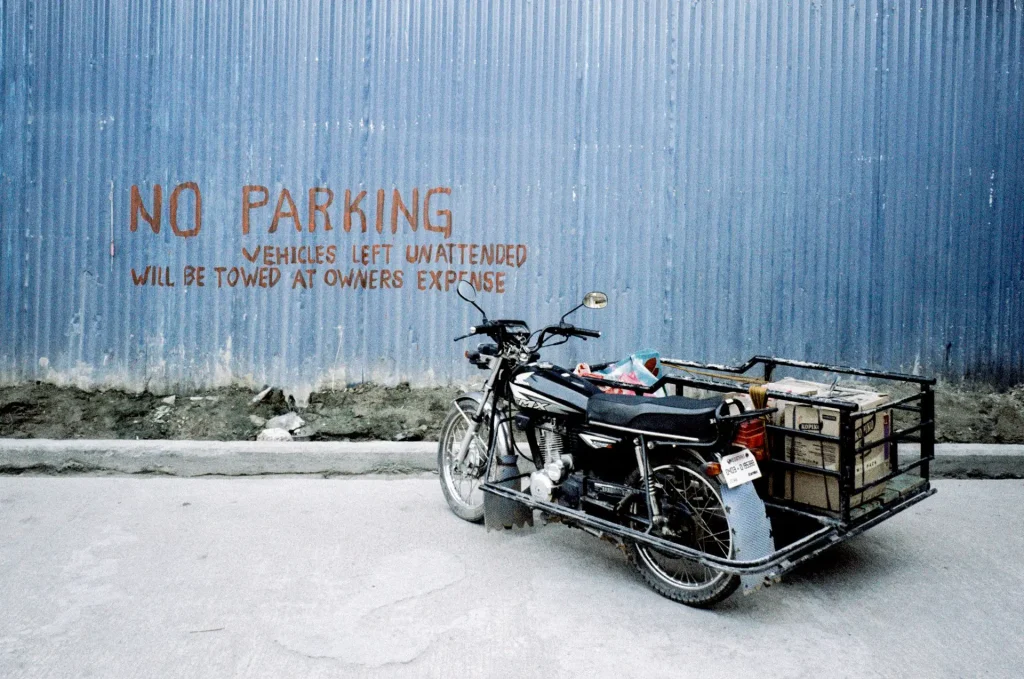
[453,321,497,342]
[453,319,531,343]
[454,320,600,350]
[544,324,601,340]
[528,324,601,352]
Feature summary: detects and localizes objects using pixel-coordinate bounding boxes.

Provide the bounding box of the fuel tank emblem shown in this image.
[509,384,576,414]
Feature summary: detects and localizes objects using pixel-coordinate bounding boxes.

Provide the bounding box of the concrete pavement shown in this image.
[1,476,1023,678]
[1,438,1023,478]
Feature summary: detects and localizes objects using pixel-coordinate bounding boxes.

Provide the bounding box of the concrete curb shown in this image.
[0,439,1022,478]
[0,439,438,477]
[903,444,1024,479]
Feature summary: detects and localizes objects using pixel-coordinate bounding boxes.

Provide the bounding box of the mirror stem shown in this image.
[473,300,488,321]
[559,302,583,326]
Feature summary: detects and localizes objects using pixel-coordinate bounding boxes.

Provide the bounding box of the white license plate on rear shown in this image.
[719,450,762,489]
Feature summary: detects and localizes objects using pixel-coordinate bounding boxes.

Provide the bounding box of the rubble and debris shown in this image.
[161,395,176,405]
[256,428,293,442]
[995,404,1024,443]
[0,383,460,441]
[3,380,1014,444]
[394,430,424,442]
[251,387,273,405]
[152,405,172,423]
[285,386,313,409]
[265,412,305,432]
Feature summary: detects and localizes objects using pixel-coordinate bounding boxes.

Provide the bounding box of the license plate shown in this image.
[719,450,762,489]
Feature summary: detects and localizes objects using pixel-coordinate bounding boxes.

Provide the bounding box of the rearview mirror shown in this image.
[456,279,488,320]
[456,280,477,303]
[583,291,608,309]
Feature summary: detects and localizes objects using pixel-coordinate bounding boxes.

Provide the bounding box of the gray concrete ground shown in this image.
[1,476,1022,679]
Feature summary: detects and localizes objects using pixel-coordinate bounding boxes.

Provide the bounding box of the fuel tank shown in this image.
[509,363,601,416]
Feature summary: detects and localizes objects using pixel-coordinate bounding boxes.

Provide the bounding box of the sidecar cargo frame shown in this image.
[476,353,932,579]
[584,354,936,527]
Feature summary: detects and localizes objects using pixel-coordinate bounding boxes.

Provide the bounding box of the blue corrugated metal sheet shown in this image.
[1,1,1022,390]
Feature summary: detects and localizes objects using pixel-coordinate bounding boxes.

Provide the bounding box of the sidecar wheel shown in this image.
[625,461,740,608]
[438,399,487,523]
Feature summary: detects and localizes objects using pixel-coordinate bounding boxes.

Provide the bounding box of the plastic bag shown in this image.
[575,349,664,396]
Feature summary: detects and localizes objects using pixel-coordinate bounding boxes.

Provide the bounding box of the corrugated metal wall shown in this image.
[1,0,1022,391]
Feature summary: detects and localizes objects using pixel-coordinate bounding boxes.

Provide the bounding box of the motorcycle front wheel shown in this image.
[437,398,488,523]
[625,459,740,608]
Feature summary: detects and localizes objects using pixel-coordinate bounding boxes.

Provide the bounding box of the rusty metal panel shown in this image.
[1,1,1022,391]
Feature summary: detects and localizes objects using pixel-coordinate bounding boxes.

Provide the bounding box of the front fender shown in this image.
[450,392,512,457]
[454,391,485,412]
[451,391,484,429]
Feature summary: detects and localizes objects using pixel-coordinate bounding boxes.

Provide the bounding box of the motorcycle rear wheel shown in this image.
[625,460,740,608]
[437,399,488,523]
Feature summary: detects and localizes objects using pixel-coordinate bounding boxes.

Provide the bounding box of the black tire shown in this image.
[437,399,487,523]
[624,458,740,608]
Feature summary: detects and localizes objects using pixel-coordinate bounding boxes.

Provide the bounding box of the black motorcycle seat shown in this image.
[586,393,724,440]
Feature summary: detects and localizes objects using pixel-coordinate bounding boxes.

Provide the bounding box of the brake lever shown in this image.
[453,333,473,342]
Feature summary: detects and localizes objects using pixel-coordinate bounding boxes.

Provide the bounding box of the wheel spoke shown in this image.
[636,464,733,593]
[441,404,488,515]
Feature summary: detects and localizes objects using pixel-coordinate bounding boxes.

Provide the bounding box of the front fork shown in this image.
[453,358,503,468]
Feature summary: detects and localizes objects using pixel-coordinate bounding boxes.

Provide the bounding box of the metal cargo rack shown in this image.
[664,355,935,525]
[592,354,937,528]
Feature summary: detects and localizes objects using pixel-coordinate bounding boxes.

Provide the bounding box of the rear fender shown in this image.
[720,482,777,593]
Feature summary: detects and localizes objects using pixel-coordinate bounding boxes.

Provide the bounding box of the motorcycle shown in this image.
[438,282,937,607]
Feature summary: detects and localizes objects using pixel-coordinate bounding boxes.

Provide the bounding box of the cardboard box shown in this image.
[725,377,820,425]
[767,381,892,511]
[767,377,826,396]
[763,378,822,425]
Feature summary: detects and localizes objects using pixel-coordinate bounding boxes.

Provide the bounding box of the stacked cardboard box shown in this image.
[765,378,892,511]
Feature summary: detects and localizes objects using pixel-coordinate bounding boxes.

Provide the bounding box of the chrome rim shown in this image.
[636,464,732,591]
[441,405,487,512]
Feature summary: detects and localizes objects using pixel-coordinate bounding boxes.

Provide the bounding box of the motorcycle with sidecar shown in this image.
[439,283,936,607]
